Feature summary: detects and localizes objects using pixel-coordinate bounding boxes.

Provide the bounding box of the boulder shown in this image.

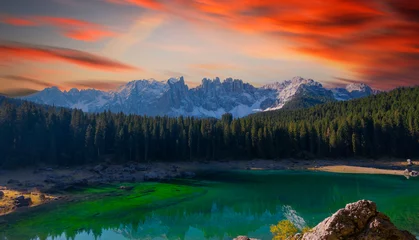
[301,200,416,240]
[409,170,418,177]
[0,191,4,199]
[233,236,259,240]
[14,196,32,207]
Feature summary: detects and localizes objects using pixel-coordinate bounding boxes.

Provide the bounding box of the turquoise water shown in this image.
[1,170,419,240]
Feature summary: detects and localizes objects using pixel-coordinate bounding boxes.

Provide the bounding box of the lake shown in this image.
[1,170,419,240]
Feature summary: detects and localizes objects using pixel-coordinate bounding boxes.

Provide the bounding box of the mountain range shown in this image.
[21,76,376,118]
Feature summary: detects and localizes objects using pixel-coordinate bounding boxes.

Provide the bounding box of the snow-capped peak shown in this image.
[168,76,185,85]
[44,86,61,92]
[21,76,376,118]
[346,83,371,92]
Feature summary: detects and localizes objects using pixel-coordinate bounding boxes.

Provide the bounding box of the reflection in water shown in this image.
[282,206,306,230]
[3,171,419,240]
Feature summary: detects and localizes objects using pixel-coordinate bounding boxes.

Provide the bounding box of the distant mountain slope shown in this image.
[21,76,376,118]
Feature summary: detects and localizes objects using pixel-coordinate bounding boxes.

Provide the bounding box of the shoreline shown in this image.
[309,165,405,175]
[0,158,416,217]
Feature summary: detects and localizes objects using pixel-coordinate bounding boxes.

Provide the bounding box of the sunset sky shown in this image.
[0,0,418,94]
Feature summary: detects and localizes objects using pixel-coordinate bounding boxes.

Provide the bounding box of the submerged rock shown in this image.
[301,200,416,240]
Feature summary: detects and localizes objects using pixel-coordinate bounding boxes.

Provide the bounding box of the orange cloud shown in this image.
[65,80,125,90]
[0,15,115,42]
[107,0,165,10]
[0,16,36,26]
[108,0,419,89]
[0,41,138,71]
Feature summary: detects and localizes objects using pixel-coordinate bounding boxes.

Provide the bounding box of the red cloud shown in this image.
[0,15,115,42]
[107,0,165,10]
[108,0,419,89]
[0,41,138,71]
[0,16,36,26]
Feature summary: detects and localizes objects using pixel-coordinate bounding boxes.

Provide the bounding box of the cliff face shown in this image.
[300,200,416,240]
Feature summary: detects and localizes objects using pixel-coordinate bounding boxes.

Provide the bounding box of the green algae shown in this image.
[0,181,206,240]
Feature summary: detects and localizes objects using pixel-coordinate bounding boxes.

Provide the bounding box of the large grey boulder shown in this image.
[233,236,259,240]
[301,200,416,240]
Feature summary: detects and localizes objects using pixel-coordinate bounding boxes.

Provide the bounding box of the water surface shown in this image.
[1,170,419,240]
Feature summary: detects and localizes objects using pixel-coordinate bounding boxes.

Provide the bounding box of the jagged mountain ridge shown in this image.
[22,76,375,118]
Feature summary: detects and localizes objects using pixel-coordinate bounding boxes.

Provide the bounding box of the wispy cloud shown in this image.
[0,15,115,42]
[0,88,39,97]
[65,80,125,90]
[106,0,166,10]
[105,0,419,89]
[1,75,55,88]
[103,14,165,57]
[0,41,139,71]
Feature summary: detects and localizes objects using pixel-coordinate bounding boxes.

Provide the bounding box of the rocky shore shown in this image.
[236,200,416,240]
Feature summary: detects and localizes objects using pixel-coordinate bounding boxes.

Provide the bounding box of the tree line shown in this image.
[0,87,418,168]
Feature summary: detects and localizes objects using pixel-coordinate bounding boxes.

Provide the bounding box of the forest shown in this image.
[0,87,418,168]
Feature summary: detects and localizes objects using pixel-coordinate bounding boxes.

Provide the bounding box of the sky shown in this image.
[0,0,418,95]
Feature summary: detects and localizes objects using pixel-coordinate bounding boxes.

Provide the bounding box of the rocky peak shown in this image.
[222,78,247,93]
[300,200,416,240]
[168,76,185,85]
[168,76,188,92]
[67,88,80,94]
[43,86,61,93]
[346,83,372,93]
[290,76,317,85]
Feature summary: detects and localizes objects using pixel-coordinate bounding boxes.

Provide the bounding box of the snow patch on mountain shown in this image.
[332,83,374,101]
[22,76,376,118]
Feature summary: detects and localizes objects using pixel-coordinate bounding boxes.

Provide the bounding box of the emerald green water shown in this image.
[1,170,419,240]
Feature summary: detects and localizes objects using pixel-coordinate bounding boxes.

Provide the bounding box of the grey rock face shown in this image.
[301,200,416,240]
[22,77,376,118]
